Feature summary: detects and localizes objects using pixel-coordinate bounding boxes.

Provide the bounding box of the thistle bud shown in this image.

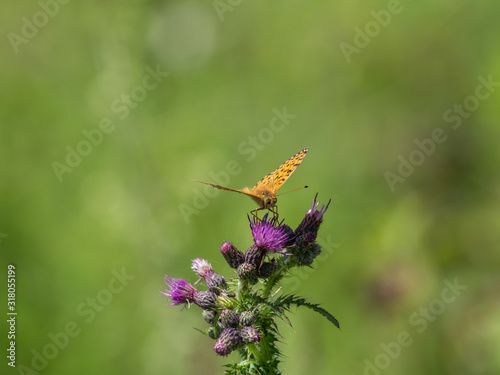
[219,309,240,329]
[294,194,330,238]
[205,272,227,293]
[239,311,256,326]
[193,291,218,311]
[214,327,243,356]
[294,232,317,253]
[240,326,260,344]
[191,258,227,293]
[258,261,277,278]
[244,245,266,268]
[237,262,258,284]
[202,309,216,324]
[220,242,245,269]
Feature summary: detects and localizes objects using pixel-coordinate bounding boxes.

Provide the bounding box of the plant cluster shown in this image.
[161,194,339,374]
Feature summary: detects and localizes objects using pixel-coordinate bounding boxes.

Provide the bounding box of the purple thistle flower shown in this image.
[220,242,245,269]
[214,327,243,356]
[250,214,291,252]
[294,193,330,237]
[161,276,197,306]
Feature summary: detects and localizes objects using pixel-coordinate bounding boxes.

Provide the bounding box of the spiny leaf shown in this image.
[274,294,340,329]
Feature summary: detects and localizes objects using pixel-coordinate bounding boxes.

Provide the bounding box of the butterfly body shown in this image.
[241,187,277,209]
[195,148,308,217]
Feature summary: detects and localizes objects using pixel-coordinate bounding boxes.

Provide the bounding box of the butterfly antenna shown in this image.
[276,185,309,197]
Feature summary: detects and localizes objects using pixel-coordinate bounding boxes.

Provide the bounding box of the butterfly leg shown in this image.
[265,205,279,221]
[250,208,263,222]
[250,206,279,222]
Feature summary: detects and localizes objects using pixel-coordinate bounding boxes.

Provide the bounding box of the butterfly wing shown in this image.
[193,180,260,199]
[252,148,309,194]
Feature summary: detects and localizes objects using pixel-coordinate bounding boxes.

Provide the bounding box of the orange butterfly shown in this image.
[195,148,309,218]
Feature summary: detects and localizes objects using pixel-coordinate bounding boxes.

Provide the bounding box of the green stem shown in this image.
[247,343,264,365]
[236,280,242,301]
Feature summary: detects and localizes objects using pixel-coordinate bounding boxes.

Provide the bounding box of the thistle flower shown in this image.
[161,276,197,306]
[191,258,213,278]
[214,327,243,356]
[290,194,330,266]
[294,193,330,237]
[161,192,340,373]
[191,258,227,293]
[250,214,291,252]
[220,241,245,269]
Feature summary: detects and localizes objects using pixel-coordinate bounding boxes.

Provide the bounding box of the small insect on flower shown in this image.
[194,148,309,219]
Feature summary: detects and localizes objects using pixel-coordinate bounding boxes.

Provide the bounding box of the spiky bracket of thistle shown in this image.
[161,194,339,374]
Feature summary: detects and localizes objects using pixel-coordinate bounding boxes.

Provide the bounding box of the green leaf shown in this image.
[273,294,340,329]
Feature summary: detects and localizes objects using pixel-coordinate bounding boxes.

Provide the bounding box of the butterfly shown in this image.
[195,148,309,219]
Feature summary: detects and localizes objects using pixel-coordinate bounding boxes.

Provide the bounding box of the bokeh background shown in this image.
[1,1,499,374]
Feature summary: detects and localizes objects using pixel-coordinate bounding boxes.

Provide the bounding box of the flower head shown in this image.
[219,242,245,269]
[244,245,266,268]
[237,262,258,284]
[161,276,197,306]
[250,214,291,252]
[191,258,227,293]
[191,258,213,278]
[219,309,240,329]
[202,310,216,324]
[240,326,260,344]
[193,291,218,311]
[239,311,256,326]
[294,193,330,237]
[258,261,277,278]
[214,327,243,356]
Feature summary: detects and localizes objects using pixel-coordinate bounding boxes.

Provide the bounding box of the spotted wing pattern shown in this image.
[194,148,308,213]
[252,148,309,194]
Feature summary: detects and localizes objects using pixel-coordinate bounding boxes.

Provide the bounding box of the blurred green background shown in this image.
[1,1,499,374]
